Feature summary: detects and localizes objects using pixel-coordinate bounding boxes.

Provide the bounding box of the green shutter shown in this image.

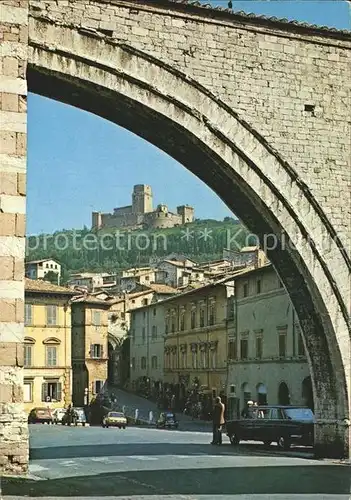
[56,383,62,401]
[42,383,48,402]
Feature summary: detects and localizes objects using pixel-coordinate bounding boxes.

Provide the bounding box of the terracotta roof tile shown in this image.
[164,0,350,35]
[145,283,179,294]
[25,278,76,295]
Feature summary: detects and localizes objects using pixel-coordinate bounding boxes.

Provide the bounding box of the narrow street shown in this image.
[2,423,350,499]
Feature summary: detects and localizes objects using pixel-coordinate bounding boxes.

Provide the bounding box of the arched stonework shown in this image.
[0,0,350,474]
[26,18,350,458]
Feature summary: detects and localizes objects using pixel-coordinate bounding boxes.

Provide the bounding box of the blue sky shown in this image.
[27,1,350,235]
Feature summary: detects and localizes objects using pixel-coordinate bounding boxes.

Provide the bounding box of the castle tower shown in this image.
[92,211,102,229]
[177,205,194,224]
[132,184,153,214]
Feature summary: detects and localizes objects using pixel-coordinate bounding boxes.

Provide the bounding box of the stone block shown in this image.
[0,384,12,403]
[0,110,26,133]
[4,33,19,42]
[17,172,26,195]
[16,132,26,155]
[13,258,23,280]
[0,213,16,236]
[0,298,16,322]
[0,93,18,112]
[0,322,24,343]
[0,75,26,94]
[0,194,26,214]
[0,256,14,280]
[0,172,17,194]
[15,213,26,236]
[0,236,25,258]
[0,131,16,154]
[0,342,23,366]
[0,279,23,299]
[0,5,28,25]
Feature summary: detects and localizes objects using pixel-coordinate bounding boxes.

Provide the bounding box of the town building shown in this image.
[161,275,240,405]
[23,279,76,413]
[129,301,166,396]
[107,285,179,387]
[68,272,117,291]
[70,294,111,406]
[92,184,194,230]
[25,258,62,284]
[226,264,311,419]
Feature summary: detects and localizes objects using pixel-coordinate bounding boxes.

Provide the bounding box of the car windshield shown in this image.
[109,412,124,417]
[166,413,175,419]
[284,408,314,421]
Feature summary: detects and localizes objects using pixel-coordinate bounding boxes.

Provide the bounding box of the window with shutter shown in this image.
[25,304,32,326]
[41,383,49,401]
[24,345,32,367]
[46,305,57,326]
[46,346,57,366]
[56,383,62,401]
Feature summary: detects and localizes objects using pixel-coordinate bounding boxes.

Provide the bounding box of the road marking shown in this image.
[128,456,159,461]
[59,460,77,467]
[28,464,49,473]
[90,457,108,462]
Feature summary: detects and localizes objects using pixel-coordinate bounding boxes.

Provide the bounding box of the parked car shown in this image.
[28,407,53,424]
[52,408,66,424]
[226,405,314,450]
[62,407,87,426]
[156,412,179,429]
[102,411,127,429]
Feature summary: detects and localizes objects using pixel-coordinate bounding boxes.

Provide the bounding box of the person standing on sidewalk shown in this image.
[211,396,225,445]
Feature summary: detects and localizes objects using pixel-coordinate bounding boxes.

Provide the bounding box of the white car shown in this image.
[52,408,66,424]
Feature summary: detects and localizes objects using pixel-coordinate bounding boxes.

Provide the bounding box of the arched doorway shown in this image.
[257,383,268,405]
[25,17,350,458]
[302,376,314,411]
[278,382,291,406]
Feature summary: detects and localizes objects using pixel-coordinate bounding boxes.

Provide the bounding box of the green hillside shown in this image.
[26,218,254,282]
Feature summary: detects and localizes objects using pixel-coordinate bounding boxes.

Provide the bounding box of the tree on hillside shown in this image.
[43,271,59,285]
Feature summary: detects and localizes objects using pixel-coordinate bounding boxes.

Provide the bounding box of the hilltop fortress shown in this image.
[92,185,194,231]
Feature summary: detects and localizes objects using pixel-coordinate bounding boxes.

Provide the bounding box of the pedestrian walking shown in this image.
[211,396,225,445]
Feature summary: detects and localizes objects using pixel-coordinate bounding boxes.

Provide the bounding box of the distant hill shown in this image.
[26,218,254,282]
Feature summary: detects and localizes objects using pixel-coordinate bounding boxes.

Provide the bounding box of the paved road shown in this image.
[2,424,350,499]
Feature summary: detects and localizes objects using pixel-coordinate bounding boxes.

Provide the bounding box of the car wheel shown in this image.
[277,436,291,450]
[263,441,272,448]
[123,426,126,429]
[229,433,240,445]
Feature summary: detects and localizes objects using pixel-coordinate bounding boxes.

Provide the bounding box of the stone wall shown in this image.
[0,0,29,474]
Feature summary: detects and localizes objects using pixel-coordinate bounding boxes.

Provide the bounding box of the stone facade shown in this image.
[92,184,194,230]
[0,0,29,474]
[1,0,350,470]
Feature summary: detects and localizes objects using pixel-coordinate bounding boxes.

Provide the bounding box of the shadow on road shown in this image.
[28,441,312,461]
[3,464,350,497]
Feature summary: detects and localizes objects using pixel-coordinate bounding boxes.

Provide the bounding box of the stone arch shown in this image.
[27,18,350,457]
[278,382,291,406]
[302,376,314,411]
[256,383,268,405]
